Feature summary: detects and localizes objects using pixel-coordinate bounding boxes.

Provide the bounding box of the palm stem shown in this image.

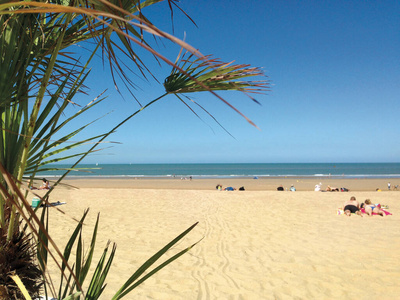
[7,13,72,241]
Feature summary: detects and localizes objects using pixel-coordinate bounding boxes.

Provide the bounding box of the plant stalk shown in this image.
[7,13,72,240]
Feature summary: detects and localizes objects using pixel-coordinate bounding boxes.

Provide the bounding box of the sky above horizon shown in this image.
[65,0,399,164]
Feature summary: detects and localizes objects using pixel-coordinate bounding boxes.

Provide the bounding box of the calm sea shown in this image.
[37,163,400,179]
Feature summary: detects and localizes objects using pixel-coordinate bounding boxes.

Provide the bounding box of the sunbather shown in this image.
[343,196,363,217]
[326,185,339,192]
[362,199,386,217]
[31,178,51,190]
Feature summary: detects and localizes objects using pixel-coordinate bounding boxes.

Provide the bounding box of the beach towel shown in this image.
[40,201,67,208]
[337,208,392,215]
[360,208,392,215]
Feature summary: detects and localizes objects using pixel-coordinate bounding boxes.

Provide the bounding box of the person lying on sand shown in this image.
[362,199,386,217]
[326,185,339,192]
[343,196,363,217]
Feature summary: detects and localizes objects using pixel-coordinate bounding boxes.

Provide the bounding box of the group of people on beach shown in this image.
[314,183,349,192]
[343,196,386,217]
[386,182,398,190]
[276,185,296,191]
[216,184,245,191]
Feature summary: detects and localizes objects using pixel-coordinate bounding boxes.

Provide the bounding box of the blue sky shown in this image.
[66,0,399,164]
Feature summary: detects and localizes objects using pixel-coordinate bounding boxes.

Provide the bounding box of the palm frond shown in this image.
[0,0,203,101]
[1,1,270,299]
[165,53,269,97]
[112,222,200,299]
[164,52,269,128]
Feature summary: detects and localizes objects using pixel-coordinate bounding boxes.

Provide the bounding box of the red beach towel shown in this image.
[360,208,392,215]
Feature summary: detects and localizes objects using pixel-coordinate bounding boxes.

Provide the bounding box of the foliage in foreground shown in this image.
[0,0,268,299]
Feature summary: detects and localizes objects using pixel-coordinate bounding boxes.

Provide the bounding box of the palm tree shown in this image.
[0,1,268,298]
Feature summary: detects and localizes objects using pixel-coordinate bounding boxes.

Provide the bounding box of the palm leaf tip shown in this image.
[163,54,269,96]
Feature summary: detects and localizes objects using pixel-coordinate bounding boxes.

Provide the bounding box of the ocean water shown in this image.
[37,163,400,179]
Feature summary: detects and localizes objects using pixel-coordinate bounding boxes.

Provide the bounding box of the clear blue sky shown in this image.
[65,0,400,164]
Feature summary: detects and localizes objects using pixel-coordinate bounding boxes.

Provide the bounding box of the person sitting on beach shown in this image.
[362,199,386,217]
[39,178,51,190]
[290,185,296,192]
[314,184,321,191]
[277,185,284,191]
[216,184,222,191]
[31,178,51,190]
[343,196,363,217]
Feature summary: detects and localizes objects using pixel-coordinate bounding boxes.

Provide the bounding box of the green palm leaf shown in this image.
[1,1,269,299]
[112,222,199,299]
[163,52,269,128]
[165,53,269,97]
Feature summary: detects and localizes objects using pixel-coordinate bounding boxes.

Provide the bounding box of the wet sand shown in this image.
[58,177,398,191]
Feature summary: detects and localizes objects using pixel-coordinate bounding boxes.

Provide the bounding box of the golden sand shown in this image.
[59,177,398,191]
[33,178,400,299]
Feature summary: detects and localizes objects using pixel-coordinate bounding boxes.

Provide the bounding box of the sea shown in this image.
[37,163,400,179]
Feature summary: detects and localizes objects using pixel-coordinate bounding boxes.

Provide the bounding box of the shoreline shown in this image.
[51,177,399,191]
[44,174,400,179]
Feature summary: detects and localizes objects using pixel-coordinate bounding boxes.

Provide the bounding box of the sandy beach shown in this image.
[33,178,400,299]
[56,177,399,192]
